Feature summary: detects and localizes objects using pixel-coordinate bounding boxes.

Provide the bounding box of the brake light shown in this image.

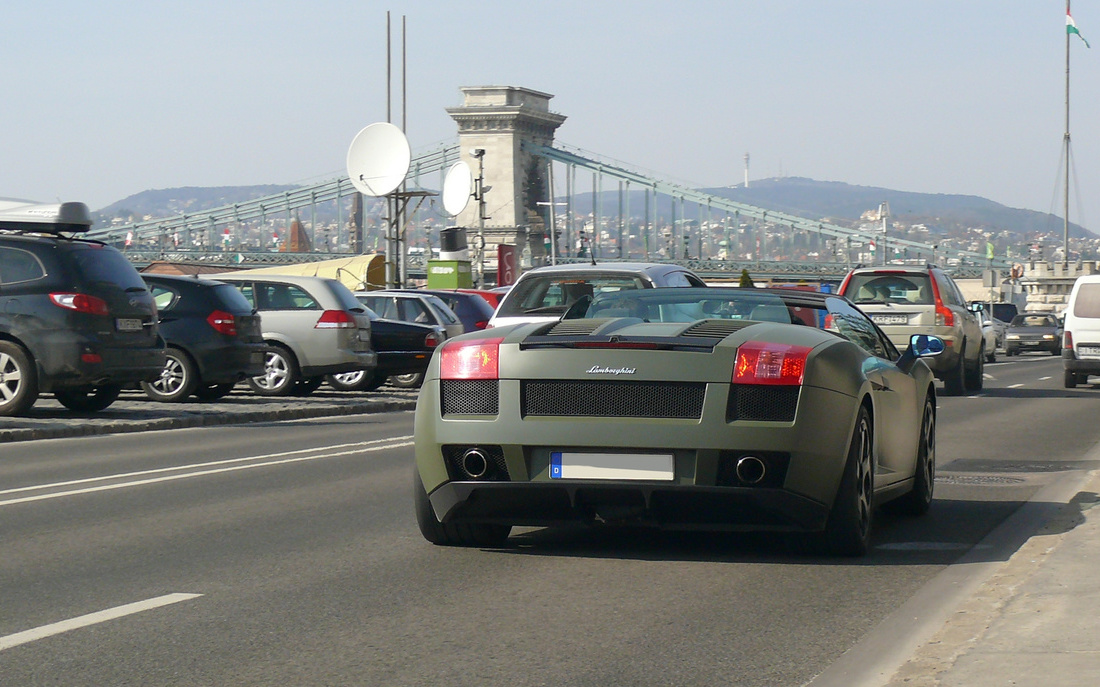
[1065,331,1074,349]
[50,293,110,316]
[734,342,811,385]
[440,336,503,380]
[425,331,442,348]
[206,309,238,336]
[927,277,954,326]
[474,319,489,330]
[315,310,356,329]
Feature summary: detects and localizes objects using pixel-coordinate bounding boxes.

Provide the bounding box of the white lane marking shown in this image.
[0,593,202,652]
[0,438,413,507]
[1008,383,1025,388]
[1039,376,1052,381]
[0,436,413,497]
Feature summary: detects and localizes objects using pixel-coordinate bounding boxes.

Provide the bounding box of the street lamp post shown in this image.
[470,148,488,286]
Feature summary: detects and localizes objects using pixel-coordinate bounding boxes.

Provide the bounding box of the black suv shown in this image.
[141,274,267,402]
[0,201,165,415]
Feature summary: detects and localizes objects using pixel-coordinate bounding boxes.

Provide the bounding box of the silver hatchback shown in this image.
[214,274,377,396]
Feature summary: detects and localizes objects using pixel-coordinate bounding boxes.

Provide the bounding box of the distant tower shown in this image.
[743,153,750,188]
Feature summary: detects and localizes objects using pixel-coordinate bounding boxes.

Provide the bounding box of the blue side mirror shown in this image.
[910,334,945,357]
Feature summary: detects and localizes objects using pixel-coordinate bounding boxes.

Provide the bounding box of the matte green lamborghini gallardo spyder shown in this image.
[413,287,944,556]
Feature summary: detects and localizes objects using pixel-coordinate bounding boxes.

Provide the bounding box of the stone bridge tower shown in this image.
[447,86,566,275]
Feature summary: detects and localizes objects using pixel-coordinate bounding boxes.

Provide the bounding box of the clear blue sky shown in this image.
[3,1,1097,227]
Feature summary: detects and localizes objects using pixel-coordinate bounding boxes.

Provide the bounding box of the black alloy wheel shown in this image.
[54,384,122,413]
[327,370,385,392]
[892,396,936,516]
[821,405,875,556]
[389,372,425,389]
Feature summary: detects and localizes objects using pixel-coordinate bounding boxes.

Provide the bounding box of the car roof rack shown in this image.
[0,201,93,234]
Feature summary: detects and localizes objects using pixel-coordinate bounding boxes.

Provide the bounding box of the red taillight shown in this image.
[49,293,110,316]
[474,320,489,330]
[424,331,442,348]
[926,277,954,326]
[440,336,503,380]
[206,309,238,336]
[315,310,357,329]
[1065,331,1074,349]
[734,341,811,386]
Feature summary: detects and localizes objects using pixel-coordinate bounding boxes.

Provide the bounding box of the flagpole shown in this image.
[1064,0,1072,270]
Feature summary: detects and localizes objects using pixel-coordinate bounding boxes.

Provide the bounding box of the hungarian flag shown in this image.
[1068,11,1091,48]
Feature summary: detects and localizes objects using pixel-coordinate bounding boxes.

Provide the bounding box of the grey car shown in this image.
[839,265,985,395]
[213,274,377,396]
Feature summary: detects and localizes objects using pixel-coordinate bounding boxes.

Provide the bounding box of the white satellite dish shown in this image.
[441,161,472,216]
[346,122,411,197]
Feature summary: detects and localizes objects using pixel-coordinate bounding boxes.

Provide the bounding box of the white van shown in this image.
[1062,274,1100,387]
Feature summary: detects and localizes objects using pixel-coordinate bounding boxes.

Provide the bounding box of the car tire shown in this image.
[414,468,510,547]
[389,372,424,389]
[247,345,299,396]
[194,383,236,401]
[54,384,122,413]
[327,370,385,392]
[1065,369,1078,389]
[1005,347,1016,357]
[944,349,966,396]
[986,346,996,363]
[891,396,936,516]
[0,341,39,417]
[820,404,874,556]
[292,376,324,397]
[965,343,984,391]
[141,347,199,402]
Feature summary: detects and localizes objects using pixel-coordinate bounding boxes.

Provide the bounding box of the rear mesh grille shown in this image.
[441,380,499,415]
[523,380,705,418]
[726,385,800,422]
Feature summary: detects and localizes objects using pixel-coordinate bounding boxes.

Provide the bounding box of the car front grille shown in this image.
[522,380,705,419]
[726,385,800,422]
[440,380,499,415]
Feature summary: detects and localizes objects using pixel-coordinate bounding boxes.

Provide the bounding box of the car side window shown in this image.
[235,283,256,308]
[826,297,893,359]
[402,299,432,323]
[147,285,179,312]
[257,283,319,310]
[0,247,46,285]
[934,273,961,307]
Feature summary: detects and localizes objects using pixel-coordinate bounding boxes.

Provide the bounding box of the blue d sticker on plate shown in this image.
[550,452,563,479]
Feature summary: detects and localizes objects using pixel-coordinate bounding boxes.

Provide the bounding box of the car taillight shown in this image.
[1065,331,1074,349]
[315,310,357,329]
[440,336,503,380]
[425,331,442,348]
[49,292,110,316]
[474,320,489,330]
[734,342,811,386]
[927,277,954,326]
[207,309,238,336]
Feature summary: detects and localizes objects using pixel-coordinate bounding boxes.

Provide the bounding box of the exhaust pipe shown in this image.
[735,455,767,485]
[461,448,490,479]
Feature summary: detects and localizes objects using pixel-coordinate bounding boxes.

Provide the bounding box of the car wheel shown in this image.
[821,405,874,557]
[141,348,198,402]
[247,345,299,396]
[986,346,996,363]
[389,372,424,389]
[944,349,966,396]
[1065,369,1078,389]
[1005,347,1016,356]
[0,341,39,417]
[327,370,385,392]
[292,376,324,397]
[54,384,122,412]
[964,343,984,391]
[892,396,936,516]
[194,383,236,401]
[414,468,510,547]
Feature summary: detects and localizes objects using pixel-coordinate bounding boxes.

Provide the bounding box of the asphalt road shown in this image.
[1,355,1097,686]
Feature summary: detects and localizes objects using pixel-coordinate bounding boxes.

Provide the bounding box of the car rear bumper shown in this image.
[300,351,377,377]
[194,342,268,384]
[1064,350,1100,373]
[36,339,166,390]
[427,480,830,532]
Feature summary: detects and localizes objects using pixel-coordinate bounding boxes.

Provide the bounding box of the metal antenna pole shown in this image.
[1064,0,1071,271]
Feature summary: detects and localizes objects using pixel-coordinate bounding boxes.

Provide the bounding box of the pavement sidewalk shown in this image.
[883,469,1100,686]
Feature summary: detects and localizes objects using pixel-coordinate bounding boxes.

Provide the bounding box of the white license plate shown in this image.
[550,452,674,481]
[871,314,908,326]
[116,318,143,332]
[1080,346,1100,356]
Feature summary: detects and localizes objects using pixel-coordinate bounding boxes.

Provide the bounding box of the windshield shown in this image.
[579,287,825,327]
[1010,314,1056,327]
[843,273,932,305]
[497,273,648,317]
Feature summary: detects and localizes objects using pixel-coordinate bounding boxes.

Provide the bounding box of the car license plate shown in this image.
[550,451,674,481]
[871,314,908,326]
[1080,346,1100,356]
[116,318,143,332]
